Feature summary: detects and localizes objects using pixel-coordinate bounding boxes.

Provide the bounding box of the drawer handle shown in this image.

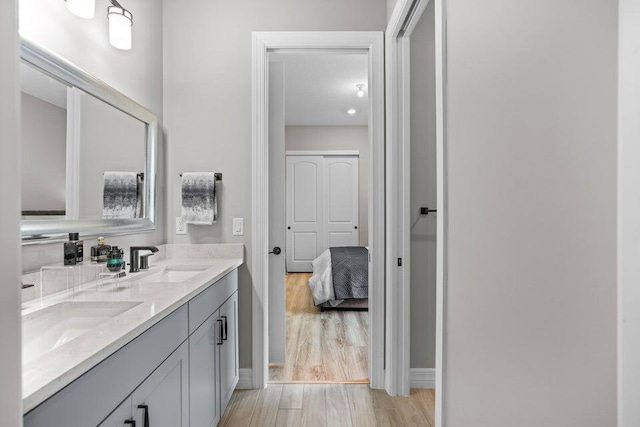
[217,319,224,345]
[124,420,136,427]
[138,404,149,427]
[221,315,228,341]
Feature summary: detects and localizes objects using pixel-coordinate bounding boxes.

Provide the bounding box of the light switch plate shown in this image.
[175,217,187,235]
[233,218,244,236]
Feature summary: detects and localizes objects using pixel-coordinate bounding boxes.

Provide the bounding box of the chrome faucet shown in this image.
[129,246,159,273]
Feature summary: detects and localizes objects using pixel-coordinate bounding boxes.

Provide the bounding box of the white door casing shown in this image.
[252,31,385,391]
[286,155,324,272]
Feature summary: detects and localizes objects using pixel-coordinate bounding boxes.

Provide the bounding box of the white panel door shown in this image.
[286,156,324,272]
[324,156,359,248]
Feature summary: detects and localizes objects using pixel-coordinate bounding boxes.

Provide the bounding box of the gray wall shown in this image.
[409,2,436,369]
[618,0,640,424]
[285,125,369,247]
[21,92,67,212]
[0,0,23,424]
[162,0,388,369]
[19,0,165,272]
[444,0,617,425]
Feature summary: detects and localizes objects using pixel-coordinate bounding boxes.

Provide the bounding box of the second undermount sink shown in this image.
[22,301,142,365]
[133,265,212,284]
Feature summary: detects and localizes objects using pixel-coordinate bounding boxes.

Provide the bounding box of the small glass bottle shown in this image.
[91,236,112,263]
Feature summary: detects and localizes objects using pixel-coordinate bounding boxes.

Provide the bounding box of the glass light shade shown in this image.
[66,0,95,19]
[108,6,133,50]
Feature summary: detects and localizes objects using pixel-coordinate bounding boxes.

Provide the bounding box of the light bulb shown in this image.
[66,0,95,19]
[108,6,133,50]
[347,109,357,115]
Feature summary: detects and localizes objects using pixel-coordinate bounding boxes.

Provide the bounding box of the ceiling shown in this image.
[270,53,368,126]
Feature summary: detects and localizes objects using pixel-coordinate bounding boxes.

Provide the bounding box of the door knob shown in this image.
[355,226,358,229]
[269,247,282,255]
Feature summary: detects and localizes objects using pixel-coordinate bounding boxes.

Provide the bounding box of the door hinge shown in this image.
[397,258,403,267]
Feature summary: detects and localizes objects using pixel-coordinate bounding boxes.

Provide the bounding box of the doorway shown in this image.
[251,32,385,390]
[268,51,372,383]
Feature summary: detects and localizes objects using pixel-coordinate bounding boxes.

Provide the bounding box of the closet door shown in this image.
[286,156,324,272]
[324,156,359,248]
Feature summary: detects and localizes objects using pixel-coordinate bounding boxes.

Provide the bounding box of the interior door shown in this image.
[324,156,359,247]
[268,61,286,363]
[286,155,324,272]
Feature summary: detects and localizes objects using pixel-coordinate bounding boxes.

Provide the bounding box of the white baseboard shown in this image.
[410,368,436,389]
[237,369,253,389]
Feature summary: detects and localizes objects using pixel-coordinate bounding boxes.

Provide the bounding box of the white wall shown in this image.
[0,0,23,425]
[21,93,66,212]
[19,0,165,272]
[285,126,370,247]
[618,0,640,425]
[409,1,437,370]
[162,0,387,368]
[444,0,618,425]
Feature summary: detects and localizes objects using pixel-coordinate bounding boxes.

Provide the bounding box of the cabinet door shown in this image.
[131,341,189,427]
[98,397,132,427]
[219,292,239,413]
[189,310,221,427]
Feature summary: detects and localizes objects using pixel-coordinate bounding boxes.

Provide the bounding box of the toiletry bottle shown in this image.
[107,246,124,272]
[91,236,111,263]
[70,232,84,264]
[64,234,77,266]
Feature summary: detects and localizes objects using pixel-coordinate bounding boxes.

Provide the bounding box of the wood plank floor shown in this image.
[269,273,369,383]
[220,385,435,427]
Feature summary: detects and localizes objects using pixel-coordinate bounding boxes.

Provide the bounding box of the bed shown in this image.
[307,246,369,310]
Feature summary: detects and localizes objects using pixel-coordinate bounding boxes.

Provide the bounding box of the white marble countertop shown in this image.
[21,245,243,413]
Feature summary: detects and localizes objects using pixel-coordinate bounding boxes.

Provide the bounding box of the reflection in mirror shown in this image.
[70,90,146,220]
[20,62,69,219]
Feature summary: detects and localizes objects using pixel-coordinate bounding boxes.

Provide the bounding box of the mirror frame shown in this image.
[20,37,158,245]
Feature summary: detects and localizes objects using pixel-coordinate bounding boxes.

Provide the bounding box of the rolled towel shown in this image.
[103,172,139,219]
[181,172,217,225]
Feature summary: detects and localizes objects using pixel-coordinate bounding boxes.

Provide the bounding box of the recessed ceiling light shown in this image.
[347,108,356,115]
[356,84,366,97]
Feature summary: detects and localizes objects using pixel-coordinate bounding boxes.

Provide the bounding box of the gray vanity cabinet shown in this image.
[188,270,239,426]
[24,268,240,427]
[189,311,222,427]
[132,340,190,427]
[99,397,132,427]
[99,341,189,427]
[219,292,239,413]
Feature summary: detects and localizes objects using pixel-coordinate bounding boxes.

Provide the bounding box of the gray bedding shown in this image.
[330,246,369,300]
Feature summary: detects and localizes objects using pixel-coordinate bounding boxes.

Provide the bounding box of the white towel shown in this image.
[181,172,217,225]
[103,172,139,219]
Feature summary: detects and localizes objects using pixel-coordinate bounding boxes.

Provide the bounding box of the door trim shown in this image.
[252,31,385,390]
[285,150,360,157]
[386,0,448,424]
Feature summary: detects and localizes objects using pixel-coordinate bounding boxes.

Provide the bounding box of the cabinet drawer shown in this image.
[189,269,238,334]
[24,304,188,427]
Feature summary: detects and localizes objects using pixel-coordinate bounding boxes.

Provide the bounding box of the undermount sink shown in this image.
[132,265,212,284]
[22,301,142,365]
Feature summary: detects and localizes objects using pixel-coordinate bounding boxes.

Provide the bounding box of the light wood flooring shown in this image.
[269,273,369,383]
[220,384,435,427]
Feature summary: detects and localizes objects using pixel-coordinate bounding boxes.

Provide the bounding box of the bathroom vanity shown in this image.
[22,245,243,427]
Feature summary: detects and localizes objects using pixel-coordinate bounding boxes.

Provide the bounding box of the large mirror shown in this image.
[20,38,157,244]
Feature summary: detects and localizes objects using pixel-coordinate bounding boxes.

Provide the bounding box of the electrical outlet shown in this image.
[175,216,187,235]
